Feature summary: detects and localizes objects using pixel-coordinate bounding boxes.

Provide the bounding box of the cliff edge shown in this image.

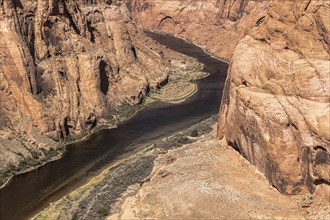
[128,0,330,196]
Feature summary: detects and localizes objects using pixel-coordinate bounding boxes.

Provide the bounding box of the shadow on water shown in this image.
[0,32,228,220]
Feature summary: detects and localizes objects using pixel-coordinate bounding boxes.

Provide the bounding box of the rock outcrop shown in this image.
[128,0,330,196]
[218,0,330,196]
[0,0,187,185]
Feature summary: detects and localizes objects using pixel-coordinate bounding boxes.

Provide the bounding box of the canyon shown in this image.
[0,0,329,219]
[0,0,199,186]
[128,0,330,197]
[1,26,228,220]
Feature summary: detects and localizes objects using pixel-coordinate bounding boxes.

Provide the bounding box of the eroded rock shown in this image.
[129,0,330,196]
[218,0,330,195]
[0,0,185,184]
[125,0,269,60]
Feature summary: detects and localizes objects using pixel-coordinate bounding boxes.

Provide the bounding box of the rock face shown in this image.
[129,0,330,196]
[218,0,330,195]
[125,0,269,60]
[0,0,180,183]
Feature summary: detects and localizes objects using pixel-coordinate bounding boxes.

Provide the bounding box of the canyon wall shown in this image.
[129,0,330,195]
[0,0,184,184]
[126,0,269,60]
[218,0,330,196]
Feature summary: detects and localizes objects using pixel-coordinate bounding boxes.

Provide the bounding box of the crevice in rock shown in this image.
[27,75,34,94]
[86,20,96,43]
[287,122,298,130]
[314,145,327,152]
[131,45,137,59]
[256,16,265,26]
[61,0,81,35]
[314,179,330,186]
[228,140,242,155]
[64,117,70,136]
[304,0,312,12]
[99,60,110,95]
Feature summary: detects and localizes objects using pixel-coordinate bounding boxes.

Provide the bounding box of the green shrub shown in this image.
[190,129,198,137]
[18,159,27,168]
[178,137,189,145]
[31,150,39,159]
[97,208,109,217]
[71,213,78,220]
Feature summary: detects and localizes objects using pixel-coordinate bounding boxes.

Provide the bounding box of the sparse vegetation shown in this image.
[71,213,78,220]
[108,102,145,125]
[97,208,109,217]
[178,136,189,145]
[34,116,217,219]
[190,129,199,137]
[31,150,40,159]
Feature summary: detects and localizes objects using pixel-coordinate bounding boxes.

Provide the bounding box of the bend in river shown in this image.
[0,32,228,220]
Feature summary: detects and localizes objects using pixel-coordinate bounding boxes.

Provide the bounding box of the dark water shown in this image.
[0,32,228,220]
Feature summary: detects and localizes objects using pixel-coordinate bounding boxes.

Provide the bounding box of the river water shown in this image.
[0,32,228,219]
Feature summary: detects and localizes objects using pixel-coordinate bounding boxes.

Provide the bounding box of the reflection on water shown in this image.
[0,32,228,220]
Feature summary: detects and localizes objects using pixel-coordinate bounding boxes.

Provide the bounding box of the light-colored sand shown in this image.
[149,71,208,103]
[151,81,197,103]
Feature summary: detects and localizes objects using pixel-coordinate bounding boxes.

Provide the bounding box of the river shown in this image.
[0,32,228,220]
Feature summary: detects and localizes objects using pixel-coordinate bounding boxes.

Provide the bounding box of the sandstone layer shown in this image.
[128,0,330,196]
[126,0,269,60]
[218,0,330,195]
[0,0,194,185]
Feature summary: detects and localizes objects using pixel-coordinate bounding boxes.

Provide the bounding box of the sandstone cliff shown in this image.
[129,0,330,196]
[126,0,269,60]
[218,0,330,196]
[0,0,190,185]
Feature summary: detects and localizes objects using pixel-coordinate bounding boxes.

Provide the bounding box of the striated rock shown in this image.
[218,0,330,195]
[0,0,188,184]
[129,0,330,196]
[125,0,269,60]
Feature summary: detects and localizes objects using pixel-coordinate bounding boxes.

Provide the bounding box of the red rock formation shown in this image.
[218,0,330,196]
[129,0,330,196]
[126,0,269,60]
[0,0,181,183]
